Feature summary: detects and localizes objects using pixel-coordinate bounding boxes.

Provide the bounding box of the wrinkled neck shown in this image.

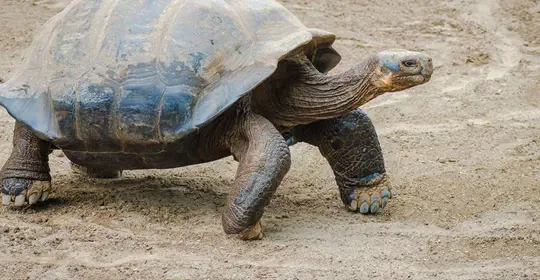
[254,54,382,127]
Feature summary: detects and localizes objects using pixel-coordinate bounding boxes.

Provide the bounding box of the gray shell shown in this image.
[0,0,340,151]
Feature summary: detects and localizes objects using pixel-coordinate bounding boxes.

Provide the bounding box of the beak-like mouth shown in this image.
[395,74,430,84]
[409,74,427,83]
[417,73,431,83]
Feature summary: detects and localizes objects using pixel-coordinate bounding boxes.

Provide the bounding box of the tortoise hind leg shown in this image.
[70,162,122,179]
[1,121,52,206]
[220,112,291,240]
[294,108,392,214]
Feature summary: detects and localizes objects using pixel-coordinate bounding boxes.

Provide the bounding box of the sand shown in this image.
[0,0,539,279]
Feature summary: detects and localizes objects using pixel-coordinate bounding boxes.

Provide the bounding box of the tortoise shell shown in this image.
[0,0,341,151]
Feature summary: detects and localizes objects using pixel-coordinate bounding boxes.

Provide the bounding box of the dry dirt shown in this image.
[0,0,539,279]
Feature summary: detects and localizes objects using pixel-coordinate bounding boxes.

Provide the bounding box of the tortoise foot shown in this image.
[238,221,264,240]
[346,173,392,214]
[2,178,51,207]
[71,162,122,179]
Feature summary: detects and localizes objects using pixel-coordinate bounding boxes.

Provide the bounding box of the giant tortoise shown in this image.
[0,0,433,239]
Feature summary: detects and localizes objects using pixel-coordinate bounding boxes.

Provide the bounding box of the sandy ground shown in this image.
[0,0,539,279]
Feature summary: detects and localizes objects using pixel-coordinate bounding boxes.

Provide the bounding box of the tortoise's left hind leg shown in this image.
[70,162,122,179]
[1,121,52,206]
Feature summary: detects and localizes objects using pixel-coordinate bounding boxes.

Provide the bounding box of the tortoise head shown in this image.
[371,49,433,92]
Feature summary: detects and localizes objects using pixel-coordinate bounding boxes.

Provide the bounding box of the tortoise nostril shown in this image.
[425,57,433,70]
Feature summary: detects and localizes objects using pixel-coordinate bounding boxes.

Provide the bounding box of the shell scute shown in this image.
[118,79,165,143]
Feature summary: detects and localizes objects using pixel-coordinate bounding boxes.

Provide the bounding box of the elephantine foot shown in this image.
[346,173,392,214]
[239,221,264,240]
[71,162,122,179]
[2,178,51,207]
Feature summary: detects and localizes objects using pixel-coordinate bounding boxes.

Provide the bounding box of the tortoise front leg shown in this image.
[1,121,52,206]
[294,108,392,214]
[222,113,291,240]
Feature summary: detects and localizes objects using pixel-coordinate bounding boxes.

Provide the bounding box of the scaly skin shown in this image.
[1,50,433,240]
[294,108,392,213]
[252,50,433,127]
[1,121,51,206]
[222,106,291,239]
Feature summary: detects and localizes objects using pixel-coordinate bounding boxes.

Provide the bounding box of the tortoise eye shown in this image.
[402,60,418,67]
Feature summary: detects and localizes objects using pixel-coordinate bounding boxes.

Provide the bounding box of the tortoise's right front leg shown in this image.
[221,112,291,240]
[1,121,52,206]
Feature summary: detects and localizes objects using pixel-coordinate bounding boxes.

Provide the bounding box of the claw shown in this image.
[359,201,370,214]
[381,189,392,199]
[239,221,264,240]
[2,194,10,206]
[347,174,392,214]
[370,202,380,213]
[2,180,51,207]
[353,194,371,213]
[382,197,389,208]
[14,194,25,206]
[28,193,39,205]
[371,193,381,205]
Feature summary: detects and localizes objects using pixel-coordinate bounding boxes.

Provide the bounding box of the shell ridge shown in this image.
[74,77,82,142]
[153,0,187,68]
[154,83,167,144]
[212,1,252,122]
[153,0,188,142]
[190,0,255,129]
[91,0,121,68]
[46,87,56,138]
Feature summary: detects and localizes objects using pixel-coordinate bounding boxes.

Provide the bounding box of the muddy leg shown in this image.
[221,113,291,240]
[294,108,392,214]
[1,121,52,206]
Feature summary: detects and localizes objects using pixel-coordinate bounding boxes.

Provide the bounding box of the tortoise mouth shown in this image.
[396,74,430,84]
